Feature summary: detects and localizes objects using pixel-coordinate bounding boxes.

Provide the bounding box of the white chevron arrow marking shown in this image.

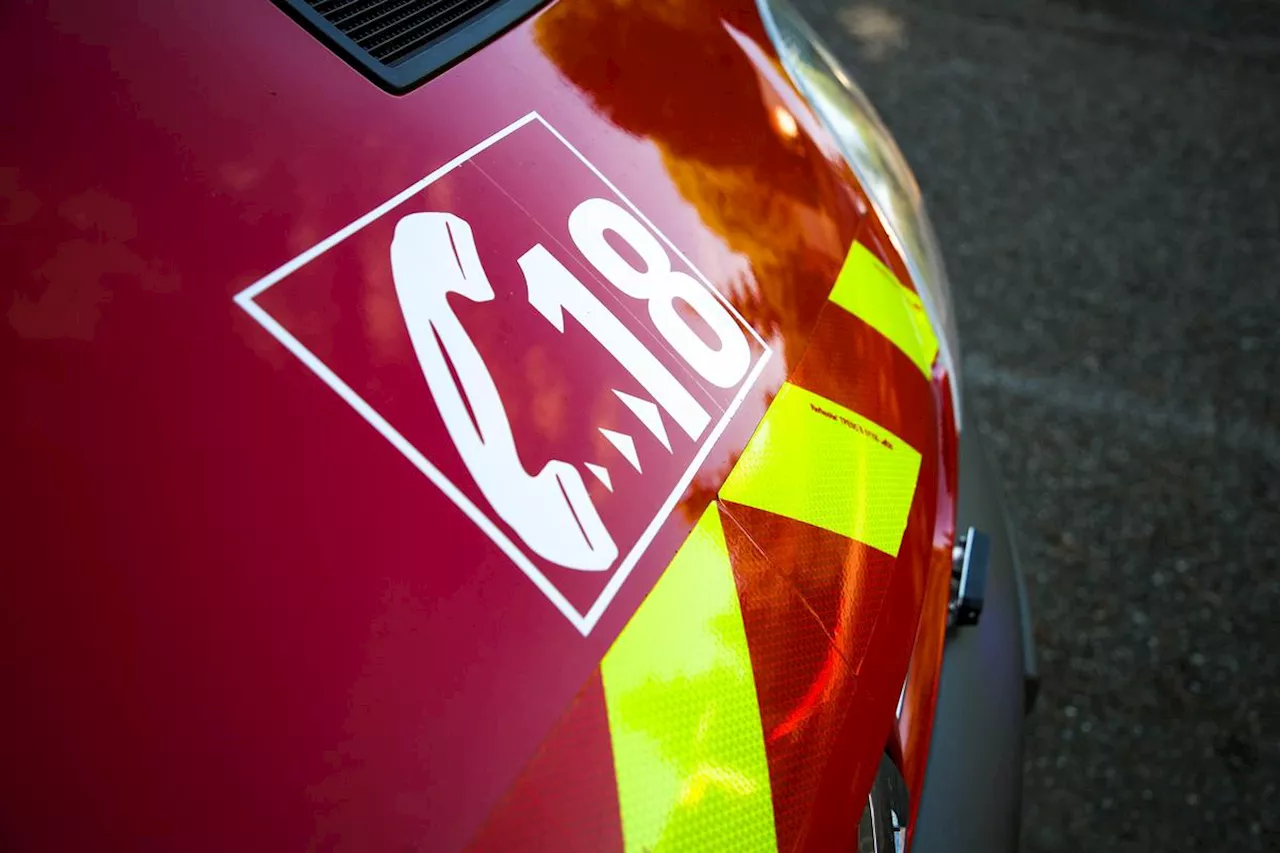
[613,389,672,452]
[584,462,614,492]
[599,427,642,473]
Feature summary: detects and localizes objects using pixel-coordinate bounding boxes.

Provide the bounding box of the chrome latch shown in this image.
[949,526,990,627]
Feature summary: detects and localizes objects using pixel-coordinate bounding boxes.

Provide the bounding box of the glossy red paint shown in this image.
[1,0,957,850]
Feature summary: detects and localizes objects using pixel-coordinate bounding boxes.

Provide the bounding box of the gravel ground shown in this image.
[793,0,1280,849]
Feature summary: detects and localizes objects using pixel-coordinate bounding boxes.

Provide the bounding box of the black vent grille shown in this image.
[308,0,493,65]
[275,0,547,92]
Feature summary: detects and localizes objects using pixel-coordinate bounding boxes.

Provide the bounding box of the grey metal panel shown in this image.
[910,426,1031,853]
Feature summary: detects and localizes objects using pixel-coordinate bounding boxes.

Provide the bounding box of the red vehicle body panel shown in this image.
[1,0,957,849]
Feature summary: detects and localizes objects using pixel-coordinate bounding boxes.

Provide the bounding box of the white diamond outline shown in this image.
[233,111,773,636]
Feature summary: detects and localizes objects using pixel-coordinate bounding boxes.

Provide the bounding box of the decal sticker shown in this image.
[829,242,939,377]
[601,502,777,853]
[236,113,771,635]
[721,382,920,558]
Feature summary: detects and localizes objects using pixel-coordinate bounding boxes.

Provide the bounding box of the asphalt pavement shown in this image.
[793,0,1280,849]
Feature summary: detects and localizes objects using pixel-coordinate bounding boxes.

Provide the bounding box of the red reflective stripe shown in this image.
[722,503,898,671]
[719,505,862,853]
[790,303,934,455]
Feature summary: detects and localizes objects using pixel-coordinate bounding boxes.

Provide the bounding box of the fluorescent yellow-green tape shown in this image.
[601,503,777,853]
[830,242,939,376]
[720,383,921,557]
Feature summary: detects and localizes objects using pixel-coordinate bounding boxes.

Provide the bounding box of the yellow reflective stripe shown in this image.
[601,503,777,853]
[720,383,921,557]
[830,242,939,376]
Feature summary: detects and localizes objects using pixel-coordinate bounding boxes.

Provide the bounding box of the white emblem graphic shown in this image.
[235,113,772,634]
[391,212,618,571]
